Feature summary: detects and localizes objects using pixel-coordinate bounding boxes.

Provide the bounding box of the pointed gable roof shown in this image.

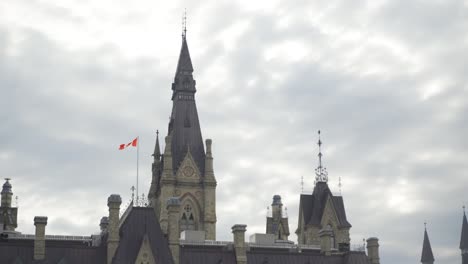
[421,228,435,263]
[112,207,174,264]
[460,211,468,249]
[299,182,351,228]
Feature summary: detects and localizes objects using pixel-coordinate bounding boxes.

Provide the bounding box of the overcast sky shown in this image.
[1,0,468,263]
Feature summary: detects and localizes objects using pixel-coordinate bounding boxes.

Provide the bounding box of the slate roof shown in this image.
[421,228,435,263]
[179,244,369,264]
[461,212,468,249]
[0,238,105,264]
[112,207,174,264]
[180,245,236,264]
[247,248,370,264]
[167,36,206,174]
[300,182,351,228]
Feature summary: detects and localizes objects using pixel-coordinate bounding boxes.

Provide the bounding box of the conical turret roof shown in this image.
[421,227,435,263]
[460,211,468,249]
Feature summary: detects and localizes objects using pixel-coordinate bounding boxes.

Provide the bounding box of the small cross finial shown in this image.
[424,221,427,229]
[5,178,10,181]
[463,205,466,214]
[156,130,159,136]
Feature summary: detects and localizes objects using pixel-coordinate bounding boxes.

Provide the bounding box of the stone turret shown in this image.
[0,178,18,233]
[266,195,289,240]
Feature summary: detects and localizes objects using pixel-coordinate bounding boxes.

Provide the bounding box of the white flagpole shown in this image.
[136,136,139,200]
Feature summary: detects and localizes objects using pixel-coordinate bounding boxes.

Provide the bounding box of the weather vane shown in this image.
[315,130,328,183]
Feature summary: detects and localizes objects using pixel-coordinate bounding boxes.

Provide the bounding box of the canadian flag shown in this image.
[119,137,138,150]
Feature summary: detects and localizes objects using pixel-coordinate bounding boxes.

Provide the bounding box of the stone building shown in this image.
[0,31,379,264]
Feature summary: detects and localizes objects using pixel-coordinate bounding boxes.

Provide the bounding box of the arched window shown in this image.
[180,203,196,231]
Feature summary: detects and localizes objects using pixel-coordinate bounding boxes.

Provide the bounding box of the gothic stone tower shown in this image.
[148,33,217,240]
[266,195,290,240]
[296,131,351,248]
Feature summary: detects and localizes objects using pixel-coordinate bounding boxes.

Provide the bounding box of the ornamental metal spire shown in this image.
[315,130,328,183]
[182,9,187,39]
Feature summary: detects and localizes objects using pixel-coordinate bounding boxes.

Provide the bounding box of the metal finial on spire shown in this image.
[182,9,187,38]
[301,176,304,193]
[424,221,427,229]
[338,176,342,195]
[315,130,329,183]
[464,205,466,214]
[131,186,135,202]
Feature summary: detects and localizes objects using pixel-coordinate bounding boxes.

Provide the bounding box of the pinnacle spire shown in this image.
[315,130,328,183]
[152,130,161,160]
[175,10,193,78]
[421,225,435,263]
[460,206,468,249]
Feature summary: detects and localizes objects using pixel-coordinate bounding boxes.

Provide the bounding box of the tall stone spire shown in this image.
[460,207,468,264]
[167,31,205,174]
[421,225,435,264]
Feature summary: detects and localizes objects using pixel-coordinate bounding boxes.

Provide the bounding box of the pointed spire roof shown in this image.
[421,225,435,263]
[460,207,468,249]
[167,32,205,174]
[152,130,161,159]
[175,36,194,76]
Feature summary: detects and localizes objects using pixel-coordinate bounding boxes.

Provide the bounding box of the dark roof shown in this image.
[461,212,468,249]
[421,228,435,263]
[247,248,369,264]
[167,36,206,174]
[0,238,105,264]
[300,182,351,228]
[112,207,174,264]
[175,37,194,75]
[180,245,236,264]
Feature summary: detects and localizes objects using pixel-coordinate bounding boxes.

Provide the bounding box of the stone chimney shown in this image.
[107,194,121,264]
[33,216,47,260]
[167,197,181,264]
[232,224,247,264]
[319,225,333,256]
[367,237,380,264]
